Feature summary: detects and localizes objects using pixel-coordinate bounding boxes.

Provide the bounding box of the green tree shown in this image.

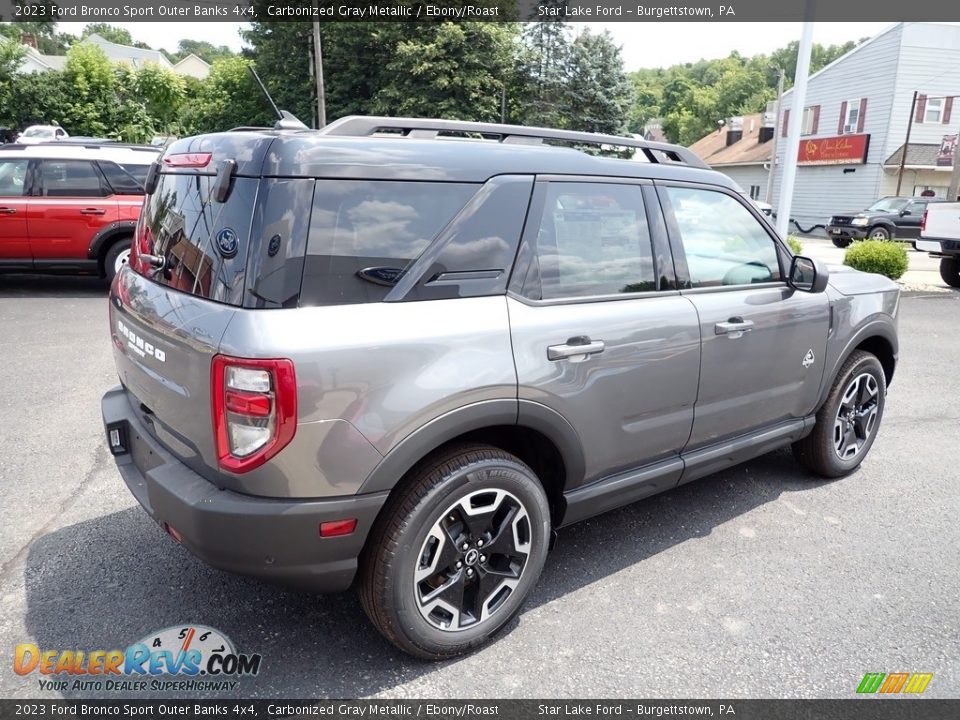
[181,56,273,134]
[60,43,117,137]
[372,23,518,121]
[167,39,236,65]
[131,63,185,133]
[520,16,570,127]
[564,29,634,134]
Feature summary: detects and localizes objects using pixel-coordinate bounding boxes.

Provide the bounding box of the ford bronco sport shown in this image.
[101,117,899,659]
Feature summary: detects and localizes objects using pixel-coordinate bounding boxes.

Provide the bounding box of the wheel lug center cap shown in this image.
[464,548,480,566]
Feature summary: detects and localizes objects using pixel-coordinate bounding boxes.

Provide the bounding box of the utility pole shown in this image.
[765,67,785,205]
[776,19,814,239]
[895,91,918,197]
[312,9,326,129]
[949,129,960,201]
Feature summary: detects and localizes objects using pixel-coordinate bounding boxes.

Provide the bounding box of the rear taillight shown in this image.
[164,152,212,168]
[921,208,928,234]
[212,355,297,473]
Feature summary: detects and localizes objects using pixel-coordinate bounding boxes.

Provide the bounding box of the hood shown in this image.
[826,263,899,296]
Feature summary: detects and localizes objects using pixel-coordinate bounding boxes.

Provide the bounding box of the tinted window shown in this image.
[398,176,533,301]
[98,160,145,195]
[301,180,478,306]
[664,187,781,288]
[523,183,656,300]
[39,160,106,198]
[0,159,28,196]
[135,172,257,305]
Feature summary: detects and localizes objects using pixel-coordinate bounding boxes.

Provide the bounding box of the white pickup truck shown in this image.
[917,202,960,288]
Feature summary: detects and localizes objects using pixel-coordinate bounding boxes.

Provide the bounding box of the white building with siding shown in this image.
[690,22,960,232]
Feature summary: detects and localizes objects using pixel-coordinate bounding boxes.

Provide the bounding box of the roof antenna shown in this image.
[247,65,308,131]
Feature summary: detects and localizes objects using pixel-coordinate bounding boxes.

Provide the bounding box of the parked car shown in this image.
[826,196,945,247]
[101,117,899,659]
[16,124,69,144]
[0,142,160,281]
[916,202,960,288]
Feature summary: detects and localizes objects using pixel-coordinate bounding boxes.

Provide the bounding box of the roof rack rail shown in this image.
[320,116,710,169]
[0,141,159,152]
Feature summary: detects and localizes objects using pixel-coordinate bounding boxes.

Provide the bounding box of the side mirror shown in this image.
[788,255,829,293]
[899,208,911,216]
[143,161,160,195]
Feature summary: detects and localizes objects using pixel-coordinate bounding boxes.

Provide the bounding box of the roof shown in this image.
[165,130,741,188]
[173,53,211,70]
[688,113,773,167]
[0,143,161,164]
[20,46,67,71]
[884,143,950,168]
[83,34,172,68]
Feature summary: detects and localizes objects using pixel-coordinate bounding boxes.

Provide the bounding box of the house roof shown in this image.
[884,143,949,167]
[20,46,67,71]
[173,53,211,70]
[83,33,172,68]
[688,113,774,167]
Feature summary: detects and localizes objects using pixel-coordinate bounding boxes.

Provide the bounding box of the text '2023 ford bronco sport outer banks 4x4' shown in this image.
[102,117,899,659]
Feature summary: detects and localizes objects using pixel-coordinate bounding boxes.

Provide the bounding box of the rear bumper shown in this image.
[827,225,868,239]
[101,386,387,593]
[916,238,960,256]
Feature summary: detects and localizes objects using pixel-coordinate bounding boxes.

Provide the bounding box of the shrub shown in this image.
[843,240,909,280]
[786,235,803,254]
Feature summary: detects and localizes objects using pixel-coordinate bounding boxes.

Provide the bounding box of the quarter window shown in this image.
[301,180,479,306]
[664,186,781,288]
[522,182,656,300]
[0,159,29,196]
[39,160,106,198]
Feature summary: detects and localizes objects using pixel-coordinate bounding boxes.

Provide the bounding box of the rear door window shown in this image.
[300,180,479,306]
[38,160,107,198]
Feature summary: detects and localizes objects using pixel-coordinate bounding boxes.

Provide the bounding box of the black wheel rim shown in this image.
[834,372,880,460]
[414,488,531,632]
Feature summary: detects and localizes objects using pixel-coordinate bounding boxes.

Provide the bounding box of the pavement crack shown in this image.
[0,443,108,585]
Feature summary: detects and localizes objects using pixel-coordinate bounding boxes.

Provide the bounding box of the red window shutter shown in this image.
[916,94,927,123]
[944,97,953,125]
[782,109,790,137]
[857,98,867,133]
[812,106,820,134]
[838,101,848,133]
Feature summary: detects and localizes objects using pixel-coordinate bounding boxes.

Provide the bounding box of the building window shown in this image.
[925,98,943,123]
[801,106,819,135]
[842,99,861,134]
[913,185,948,198]
[749,185,761,200]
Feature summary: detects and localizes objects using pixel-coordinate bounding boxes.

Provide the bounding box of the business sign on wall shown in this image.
[797,134,870,165]
[936,135,957,167]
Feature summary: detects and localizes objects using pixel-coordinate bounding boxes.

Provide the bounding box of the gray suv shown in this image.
[101,117,899,659]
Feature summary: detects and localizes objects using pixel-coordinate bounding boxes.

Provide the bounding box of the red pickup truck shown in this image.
[0,142,159,282]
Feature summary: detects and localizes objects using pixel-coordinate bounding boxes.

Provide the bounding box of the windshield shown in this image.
[867,197,909,213]
[23,127,54,138]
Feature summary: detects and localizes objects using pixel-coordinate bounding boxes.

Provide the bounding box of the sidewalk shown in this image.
[794,235,955,293]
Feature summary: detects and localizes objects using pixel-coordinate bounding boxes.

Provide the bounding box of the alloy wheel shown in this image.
[414,488,531,632]
[833,372,880,460]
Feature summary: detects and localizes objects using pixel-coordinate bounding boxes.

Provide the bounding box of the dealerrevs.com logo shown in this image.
[14,625,262,693]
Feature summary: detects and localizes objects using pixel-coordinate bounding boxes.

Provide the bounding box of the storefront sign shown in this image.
[797,134,870,165]
[936,135,956,167]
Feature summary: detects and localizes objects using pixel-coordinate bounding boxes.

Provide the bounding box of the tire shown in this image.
[104,238,132,284]
[940,257,960,288]
[868,226,890,241]
[831,237,852,248]
[792,350,886,478]
[358,444,550,659]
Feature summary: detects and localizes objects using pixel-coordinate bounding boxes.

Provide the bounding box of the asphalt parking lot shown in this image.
[1,273,958,700]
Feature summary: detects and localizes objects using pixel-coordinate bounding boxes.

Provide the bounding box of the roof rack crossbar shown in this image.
[320,116,710,169]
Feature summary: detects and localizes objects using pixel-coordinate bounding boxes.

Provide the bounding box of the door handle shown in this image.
[80,208,106,215]
[715,317,755,336]
[0,207,16,215]
[547,337,606,362]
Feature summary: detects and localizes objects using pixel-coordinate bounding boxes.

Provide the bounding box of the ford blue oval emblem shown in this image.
[215,228,238,258]
[267,234,281,257]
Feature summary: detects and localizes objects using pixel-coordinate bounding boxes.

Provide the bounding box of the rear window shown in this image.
[135,172,257,305]
[300,180,479,306]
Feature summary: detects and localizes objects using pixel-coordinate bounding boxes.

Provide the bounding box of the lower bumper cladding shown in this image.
[100,386,388,593]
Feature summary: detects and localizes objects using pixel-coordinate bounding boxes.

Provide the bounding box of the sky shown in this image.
[60,21,934,70]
